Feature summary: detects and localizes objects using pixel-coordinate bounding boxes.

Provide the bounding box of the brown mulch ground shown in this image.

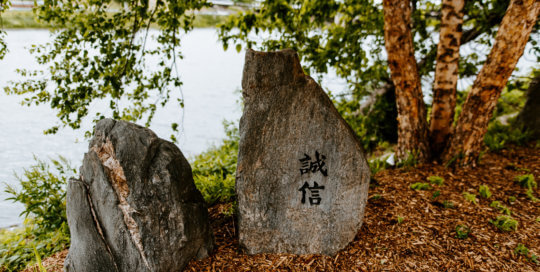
[30,145,540,271]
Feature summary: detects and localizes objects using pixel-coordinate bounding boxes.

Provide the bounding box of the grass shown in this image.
[0,11,228,29]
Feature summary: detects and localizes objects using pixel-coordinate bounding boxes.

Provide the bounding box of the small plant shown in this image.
[490,215,518,232]
[515,174,538,202]
[526,189,539,202]
[432,190,441,199]
[33,245,47,272]
[428,176,444,186]
[536,216,540,223]
[515,174,537,190]
[514,244,539,264]
[398,151,419,168]
[370,194,382,200]
[369,157,390,175]
[515,244,530,256]
[479,185,492,199]
[508,196,517,204]
[463,192,478,204]
[397,216,405,224]
[410,182,432,190]
[455,224,471,239]
[443,200,455,209]
[221,201,237,218]
[490,201,511,215]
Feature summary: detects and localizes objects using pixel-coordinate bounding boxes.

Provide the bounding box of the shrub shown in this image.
[484,121,531,152]
[478,185,492,199]
[490,215,518,232]
[191,121,238,205]
[428,176,444,186]
[432,190,441,199]
[1,157,74,271]
[335,89,397,153]
[455,224,471,239]
[410,182,432,191]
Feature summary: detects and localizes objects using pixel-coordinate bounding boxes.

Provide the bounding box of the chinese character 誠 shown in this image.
[299,151,328,176]
[298,181,325,205]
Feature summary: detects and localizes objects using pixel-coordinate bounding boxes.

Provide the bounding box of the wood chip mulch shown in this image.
[31,145,540,271]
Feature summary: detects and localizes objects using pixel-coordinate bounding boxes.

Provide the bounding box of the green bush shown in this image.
[334,88,397,154]
[484,121,531,152]
[1,157,74,271]
[191,121,238,205]
[490,215,518,232]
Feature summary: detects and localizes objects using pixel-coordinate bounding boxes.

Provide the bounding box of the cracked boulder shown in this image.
[64,119,214,272]
[236,49,370,256]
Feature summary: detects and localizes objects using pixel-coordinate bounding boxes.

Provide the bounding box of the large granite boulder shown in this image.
[236,49,371,256]
[65,119,214,272]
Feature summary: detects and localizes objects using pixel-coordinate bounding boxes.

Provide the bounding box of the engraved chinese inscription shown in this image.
[298,151,328,206]
[299,151,328,176]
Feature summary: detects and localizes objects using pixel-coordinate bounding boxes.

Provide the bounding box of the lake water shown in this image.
[0,29,346,228]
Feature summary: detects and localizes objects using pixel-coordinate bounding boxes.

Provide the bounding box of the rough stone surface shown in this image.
[65,119,214,272]
[237,49,370,256]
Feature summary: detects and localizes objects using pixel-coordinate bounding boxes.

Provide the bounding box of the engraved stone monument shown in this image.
[237,49,370,255]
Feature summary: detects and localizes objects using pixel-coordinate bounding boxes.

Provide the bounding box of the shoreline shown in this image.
[1,11,230,29]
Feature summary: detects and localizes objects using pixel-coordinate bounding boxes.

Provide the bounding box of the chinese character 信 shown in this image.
[299,151,328,176]
[298,181,325,205]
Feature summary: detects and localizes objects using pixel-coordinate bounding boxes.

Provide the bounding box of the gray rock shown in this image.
[65,119,213,272]
[237,49,370,256]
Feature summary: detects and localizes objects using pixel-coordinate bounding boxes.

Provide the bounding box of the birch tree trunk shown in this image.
[382,0,430,162]
[429,0,464,157]
[443,0,540,165]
